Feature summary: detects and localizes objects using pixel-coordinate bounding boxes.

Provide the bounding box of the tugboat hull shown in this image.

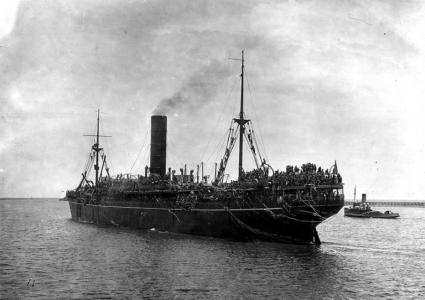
[344,208,400,219]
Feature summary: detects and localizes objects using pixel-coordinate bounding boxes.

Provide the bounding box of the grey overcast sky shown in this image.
[0,0,424,199]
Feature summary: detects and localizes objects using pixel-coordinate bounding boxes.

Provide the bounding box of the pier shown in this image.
[345,201,425,207]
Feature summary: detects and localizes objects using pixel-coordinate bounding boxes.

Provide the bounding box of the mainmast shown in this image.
[234,50,249,180]
[214,50,264,185]
[239,51,244,179]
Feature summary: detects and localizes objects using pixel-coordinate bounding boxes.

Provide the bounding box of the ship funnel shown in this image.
[150,115,167,177]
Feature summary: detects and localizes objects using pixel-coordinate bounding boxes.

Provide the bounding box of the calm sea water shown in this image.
[1,199,424,299]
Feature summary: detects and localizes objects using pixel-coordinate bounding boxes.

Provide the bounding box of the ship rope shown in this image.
[83,136,96,172]
[268,210,323,223]
[213,120,271,184]
[299,199,327,221]
[83,151,93,175]
[201,78,238,164]
[242,121,268,169]
[243,123,260,168]
[226,209,305,243]
[207,62,274,184]
[168,209,182,223]
[214,122,240,184]
[100,115,115,176]
[85,151,95,179]
[99,153,111,179]
[129,128,149,173]
[79,137,114,188]
[262,201,323,224]
[251,125,265,164]
[167,138,185,169]
[143,145,150,170]
[210,122,233,168]
[245,70,269,162]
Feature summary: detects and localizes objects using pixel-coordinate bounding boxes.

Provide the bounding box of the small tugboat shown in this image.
[344,189,400,219]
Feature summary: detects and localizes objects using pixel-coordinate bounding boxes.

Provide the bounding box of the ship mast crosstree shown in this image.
[82,110,111,189]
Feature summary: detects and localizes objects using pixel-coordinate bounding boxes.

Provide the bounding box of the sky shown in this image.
[0,0,424,199]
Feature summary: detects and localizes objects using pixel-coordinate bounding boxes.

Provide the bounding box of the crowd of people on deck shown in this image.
[77,161,342,194]
[274,163,342,186]
[242,162,342,187]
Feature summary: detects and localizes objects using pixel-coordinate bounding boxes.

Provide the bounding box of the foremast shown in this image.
[94,110,101,187]
[79,110,111,192]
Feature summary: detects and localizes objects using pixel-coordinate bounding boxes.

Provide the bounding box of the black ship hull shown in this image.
[68,199,343,244]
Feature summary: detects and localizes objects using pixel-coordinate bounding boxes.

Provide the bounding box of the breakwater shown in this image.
[345,201,425,207]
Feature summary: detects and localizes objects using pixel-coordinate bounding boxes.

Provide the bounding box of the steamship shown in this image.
[65,51,344,244]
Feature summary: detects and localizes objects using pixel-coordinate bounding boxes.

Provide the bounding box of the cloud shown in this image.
[0,0,20,38]
[0,0,424,198]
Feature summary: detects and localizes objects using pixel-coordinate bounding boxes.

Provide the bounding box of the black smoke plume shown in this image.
[153,59,234,116]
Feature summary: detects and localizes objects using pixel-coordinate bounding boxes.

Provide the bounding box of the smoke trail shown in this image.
[153,59,234,115]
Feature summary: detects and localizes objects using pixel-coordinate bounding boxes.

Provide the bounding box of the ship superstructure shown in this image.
[65,51,344,244]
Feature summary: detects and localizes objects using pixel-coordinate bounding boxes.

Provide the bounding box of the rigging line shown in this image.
[83,135,96,173]
[134,116,152,173]
[248,123,263,164]
[83,148,93,172]
[230,76,240,119]
[211,134,228,168]
[166,138,178,164]
[214,124,240,183]
[204,122,231,165]
[100,113,106,150]
[300,199,326,221]
[96,113,108,166]
[243,128,259,168]
[129,128,149,173]
[107,156,113,175]
[214,124,233,161]
[143,148,150,170]
[200,77,238,162]
[207,134,230,178]
[245,73,269,163]
[213,123,236,165]
[86,154,95,178]
[167,139,184,168]
[102,117,113,170]
[251,127,264,164]
[245,70,269,162]
[87,152,94,173]
[203,99,237,168]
